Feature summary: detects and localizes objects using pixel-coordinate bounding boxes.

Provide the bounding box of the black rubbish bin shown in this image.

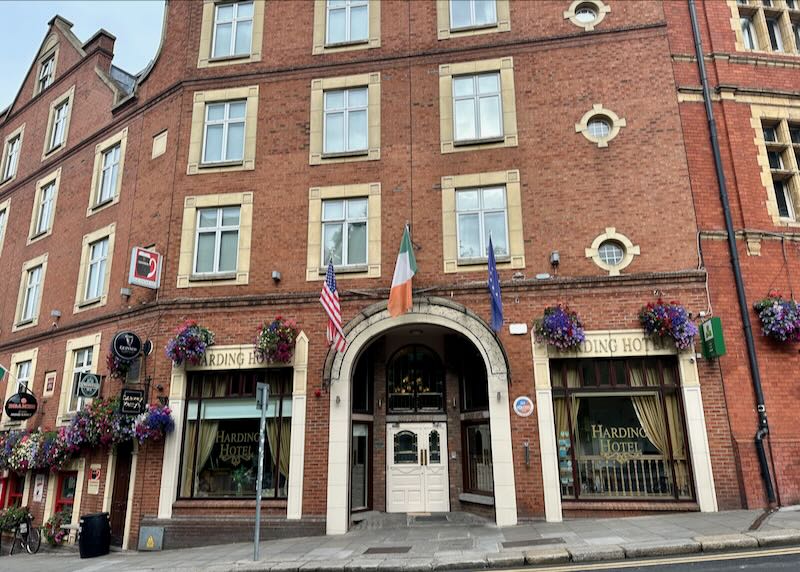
[79,512,110,558]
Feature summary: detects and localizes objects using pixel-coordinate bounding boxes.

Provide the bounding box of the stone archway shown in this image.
[324,297,517,534]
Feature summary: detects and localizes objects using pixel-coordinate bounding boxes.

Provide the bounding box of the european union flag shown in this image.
[487,235,504,332]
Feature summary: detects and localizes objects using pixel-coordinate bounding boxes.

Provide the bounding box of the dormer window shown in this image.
[37,54,55,94]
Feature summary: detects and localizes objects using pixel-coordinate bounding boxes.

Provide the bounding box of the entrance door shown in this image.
[109,441,133,546]
[386,423,449,513]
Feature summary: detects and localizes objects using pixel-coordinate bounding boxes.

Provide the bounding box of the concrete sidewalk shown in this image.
[4,508,800,572]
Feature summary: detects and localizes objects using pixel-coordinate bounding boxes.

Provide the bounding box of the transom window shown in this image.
[387,345,445,413]
[456,186,508,260]
[326,0,369,45]
[50,100,69,150]
[38,55,55,93]
[21,265,42,323]
[322,198,368,267]
[98,144,120,205]
[202,100,246,164]
[323,87,368,155]
[85,237,109,301]
[597,240,625,266]
[194,206,240,275]
[14,360,31,393]
[2,135,20,181]
[450,0,497,30]
[34,182,55,236]
[212,1,253,59]
[453,72,503,143]
[69,347,93,413]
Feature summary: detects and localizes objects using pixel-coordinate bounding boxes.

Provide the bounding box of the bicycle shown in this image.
[8,512,41,555]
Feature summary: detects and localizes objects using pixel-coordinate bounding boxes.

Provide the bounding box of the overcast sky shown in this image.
[0,0,165,110]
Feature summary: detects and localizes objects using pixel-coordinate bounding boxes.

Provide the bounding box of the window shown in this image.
[323,87,368,155]
[212,1,253,59]
[574,3,598,24]
[326,0,368,45]
[439,58,517,153]
[54,472,78,523]
[49,100,69,151]
[788,0,797,10]
[13,360,32,393]
[586,228,640,275]
[8,474,25,507]
[68,348,93,413]
[551,357,693,502]
[453,72,503,143]
[34,182,55,236]
[322,198,367,266]
[38,55,55,93]
[0,203,7,256]
[587,117,611,139]
[97,145,120,205]
[202,100,246,164]
[760,119,800,222]
[2,135,20,182]
[84,238,109,302]
[177,192,253,287]
[564,0,610,31]
[87,127,128,214]
[456,186,508,261]
[193,206,240,275]
[179,369,293,499]
[463,422,493,494]
[2,349,38,424]
[767,18,784,51]
[597,240,625,266]
[774,180,794,218]
[350,423,371,511]
[459,339,488,411]
[387,345,445,413]
[450,0,497,30]
[741,16,758,49]
[576,105,627,147]
[309,73,380,164]
[393,431,418,464]
[20,265,43,323]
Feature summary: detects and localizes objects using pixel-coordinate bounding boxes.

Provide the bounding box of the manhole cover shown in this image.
[364,546,412,554]
[502,538,565,549]
[415,515,448,523]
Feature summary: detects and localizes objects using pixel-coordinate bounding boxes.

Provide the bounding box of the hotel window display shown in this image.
[179,369,292,499]
[387,345,445,413]
[551,357,692,501]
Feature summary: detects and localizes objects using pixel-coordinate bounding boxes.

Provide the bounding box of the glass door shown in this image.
[350,423,370,511]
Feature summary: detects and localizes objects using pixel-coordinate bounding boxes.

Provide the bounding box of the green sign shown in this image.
[701,317,726,359]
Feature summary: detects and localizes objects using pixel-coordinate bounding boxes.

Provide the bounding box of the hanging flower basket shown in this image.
[106,351,132,379]
[753,290,800,343]
[135,403,175,444]
[534,305,586,350]
[639,299,698,350]
[254,316,299,364]
[165,320,215,366]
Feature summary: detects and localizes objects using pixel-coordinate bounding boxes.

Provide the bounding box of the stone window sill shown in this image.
[208,54,251,63]
[323,40,369,49]
[189,272,237,282]
[453,136,506,147]
[198,160,244,169]
[458,256,510,266]
[449,23,499,34]
[318,264,368,275]
[321,150,369,159]
[77,296,102,309]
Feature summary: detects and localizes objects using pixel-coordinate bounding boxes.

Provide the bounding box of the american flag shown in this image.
[320,260,347,352]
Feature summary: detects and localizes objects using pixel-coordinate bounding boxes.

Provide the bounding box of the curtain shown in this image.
[180,420,197,497]
[666,393,689,496]
[629,364,669,456]
[267,417,292,481]
[194,421,219,494]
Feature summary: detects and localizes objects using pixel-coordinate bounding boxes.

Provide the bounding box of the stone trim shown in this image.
[441,169,525,273]
[87,127,128,216]
[585,227,640,275]
[41,85,75,160]
[57,332,102,423]
[727,0,800,56]
[27,167,61,244]
[0,197,10,258]
[0,122,25,188]
[12,253,48,332]
[563,0,611,32]
[439,57,518,154]
[33,36,60,98]
[575,104,626,147]
[312,0,381,55]
[1,347,39,430]
[306,182,381,280]
[73,222,116,313]
[152,130,168,159]
[177,192,253,288]
[309,73,381,165]
[197,0,265,68]
[436,0,511,40]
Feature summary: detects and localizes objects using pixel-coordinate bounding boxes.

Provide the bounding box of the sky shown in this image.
[0,0,165,110]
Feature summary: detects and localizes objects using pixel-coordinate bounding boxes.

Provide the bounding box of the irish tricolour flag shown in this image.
[388,226,417,317]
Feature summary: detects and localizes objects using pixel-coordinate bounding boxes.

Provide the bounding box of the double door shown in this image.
[386,422,449,513]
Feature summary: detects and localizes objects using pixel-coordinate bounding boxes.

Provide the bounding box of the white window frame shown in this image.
[455,186,509,261]
[84,237,109,302]
[15,360,32,394]
[34,181,55,236]
[321,197,369,267]
[741,16,758,49]
[21,265,43,323]
[50,100,69,150]
[0,207,7,256]
[326,0,369,45]
[449,0,498,30]
[202,100,246,164]
[211,1,254,59]
[767,17,784,51]
[192,206,241,275]
[774,180,796,220]
[452,72,504,144]
[68,347,93,414]
[2,135,20,182]
[323,87,369,155]
[97,144,120,205]
[38,55,55,93]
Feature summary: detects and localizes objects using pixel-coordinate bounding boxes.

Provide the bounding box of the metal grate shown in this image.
[414,515,448,523]
[364,546,412,554]
[502,538,565,549]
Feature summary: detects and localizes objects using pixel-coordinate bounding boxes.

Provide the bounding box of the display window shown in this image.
[551,357,693,501]
[55,471,78,521]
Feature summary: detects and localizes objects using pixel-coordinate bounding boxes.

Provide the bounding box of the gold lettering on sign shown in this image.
[201,349,266,367]
[216,430,258,466]
[591,423,646,463]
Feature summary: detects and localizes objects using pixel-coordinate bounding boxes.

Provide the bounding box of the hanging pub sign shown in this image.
[4,391,38,421]
[701,317,727,359]
[120,388,146,415]
[78,373,102,398]
[112,331,143,361]
[129,246,163,289]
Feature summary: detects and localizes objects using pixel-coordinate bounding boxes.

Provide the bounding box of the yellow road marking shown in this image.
[500,545,800,571]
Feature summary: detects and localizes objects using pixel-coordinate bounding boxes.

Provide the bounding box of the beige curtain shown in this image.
[553,364,581,454]
[666,393,689,495]
[180,420,197,497]
[266,417,292,481]
[195,421,219,493]
[629,364,669,456]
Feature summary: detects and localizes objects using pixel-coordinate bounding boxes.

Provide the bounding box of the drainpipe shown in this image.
[687,0,776,505]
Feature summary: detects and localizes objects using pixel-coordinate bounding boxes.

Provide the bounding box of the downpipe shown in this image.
[687,0,777,505]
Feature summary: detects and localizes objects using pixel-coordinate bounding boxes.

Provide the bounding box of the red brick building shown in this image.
[0,0,775,550]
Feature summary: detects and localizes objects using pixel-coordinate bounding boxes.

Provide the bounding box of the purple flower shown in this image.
[534,305,586,350]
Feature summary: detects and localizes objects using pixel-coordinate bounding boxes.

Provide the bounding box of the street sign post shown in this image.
[254,381,270,561]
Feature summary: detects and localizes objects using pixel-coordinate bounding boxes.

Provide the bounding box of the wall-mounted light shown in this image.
[272,270,282,283]
[523,440,530,466]
[377,398,383,409]
[335,395,341,405]
[120,287,132,298]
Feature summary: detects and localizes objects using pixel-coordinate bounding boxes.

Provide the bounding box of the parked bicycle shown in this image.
[8,511,41,555]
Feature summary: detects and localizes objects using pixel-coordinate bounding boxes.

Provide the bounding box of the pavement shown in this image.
[3,507,800,572]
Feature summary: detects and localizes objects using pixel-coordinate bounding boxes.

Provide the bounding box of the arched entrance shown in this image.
[324,297,517,534]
